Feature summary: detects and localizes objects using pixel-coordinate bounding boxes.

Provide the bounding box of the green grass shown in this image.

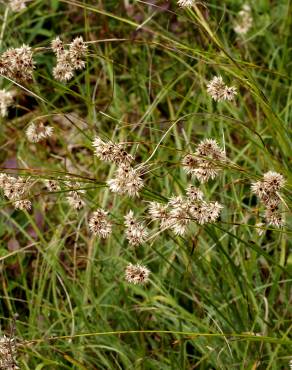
[0,0,291,368]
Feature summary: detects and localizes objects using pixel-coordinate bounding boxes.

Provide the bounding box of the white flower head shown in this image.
[207,76,237,102]
[26,121,54,143]
[125,263,150,285]
[89,209,112,238]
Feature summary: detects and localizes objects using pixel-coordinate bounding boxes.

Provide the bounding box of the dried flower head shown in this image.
[190,201,223,225]
[52,36,87,82]
[125,263,150,285]
[0,335,19,370]
[26,121,54,143]
[52,50,75,82]
[264,207,284,228]
[0,45,35,82]
[182,154,200,175]
[66,191,85,210]
[69,36,88,70]
[0,89,13,117]
[251,171,285,208]
[44,179,60,192]
[183,139,226,183]
[89,209,112,238]
[107,164,144,197]
[14,199,31,211]
[51,36,64,56]
[251,180,269,200]
[177,0,196,7]
[124,210,148,246]
[263,171,285,192]
[168,196,192,235]
[0,175,32,211]
[92,136,134,165]
[207,76,237,102]
[148,202,170,229]
[186,185,204,202]
[234,4,253,35]
[196,138,225,159]
[9,0,27,12]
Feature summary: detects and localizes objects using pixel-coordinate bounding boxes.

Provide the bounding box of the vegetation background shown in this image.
[0,0,291,368]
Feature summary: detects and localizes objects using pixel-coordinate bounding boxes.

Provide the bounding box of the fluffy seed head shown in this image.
[264,207,284,228]
[183,139,226,183]
[190,201,223,225]
[14,199,31,211]
[192,167,219,183]
[251,171,285,207]
[0,45,35,82]
[107,165,144,197]
[0,176,32,205]
[251,180,268,200]
[207,76,237,102]
[263,171,285,191]
[92,136,134,165]
[167,196,192,235]
[148,202,171,230]
[89,209,112,238]
[66,191,85,210]
[52,36,87,82]
[44,180,60,192]
[196,139,226,160]
[182,154,200,175]
[186,185,204,202]
[125,263,150,285]
[52,50,75,82]
[69,36,88,60]
[51,36,64,56]
[124,210,148,246]
[26,121,54,143]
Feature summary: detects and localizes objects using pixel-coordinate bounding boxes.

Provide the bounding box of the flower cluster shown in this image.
[124,210,148,246]
[125,263,150,284]
[148,185,223,236]
[26,121,54,143]
[44,179,60,192]
[92,136,134,165]
[182,138,226,182]
[93,136,143,197]
[0,335,19,370]
[0,45,35,82]
[89,208,112,238]
[65,182,85,210]
[107,164,144,197]
[0,89,13,117]
[251,171,286,228]
[52,36,87,82]
[207,76,237,102]
[234,4,253,35]
[0,174,32,210]
[8,0,27,12]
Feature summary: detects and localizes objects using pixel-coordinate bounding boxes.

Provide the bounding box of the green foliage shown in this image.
[0,0,291,369]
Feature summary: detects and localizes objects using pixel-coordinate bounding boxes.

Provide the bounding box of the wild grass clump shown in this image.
[0,0,291,368]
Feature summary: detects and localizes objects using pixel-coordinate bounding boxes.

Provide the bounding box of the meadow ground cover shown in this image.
[0,0,291,368]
